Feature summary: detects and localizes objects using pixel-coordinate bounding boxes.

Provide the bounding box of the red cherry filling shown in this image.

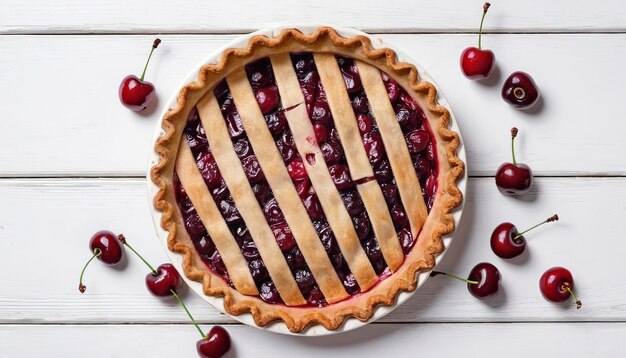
[173,53,439,307]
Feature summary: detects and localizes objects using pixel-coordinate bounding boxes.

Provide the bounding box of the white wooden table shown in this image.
[2,1,626,356]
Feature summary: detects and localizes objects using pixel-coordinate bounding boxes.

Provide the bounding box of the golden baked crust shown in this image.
[150,27,464,333]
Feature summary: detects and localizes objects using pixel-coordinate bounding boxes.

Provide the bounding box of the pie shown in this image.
[151,27,464,332]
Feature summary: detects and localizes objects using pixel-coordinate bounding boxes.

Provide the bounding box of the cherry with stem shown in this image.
[460,2,495,80]
[119,38,162,112]
[491,214,559,259]
[430,262,501,298]
[495,128,533,196]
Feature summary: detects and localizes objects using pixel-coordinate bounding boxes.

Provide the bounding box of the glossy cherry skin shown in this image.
[491,222,525,259]
[145,263,182,297]
[197,326,231,358]
[460,47,495,79]
[502,71,540,109]
[118,75,156,112]
[89,230,124,266]
[467,262,501,298]
[540,267,575,303]
[495,162,533,196]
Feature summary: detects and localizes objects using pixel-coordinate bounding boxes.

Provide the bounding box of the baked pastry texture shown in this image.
[151,27,464,332]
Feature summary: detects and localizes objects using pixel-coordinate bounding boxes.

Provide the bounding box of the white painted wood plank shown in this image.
[0,178,623,324]
[1,0,625,34]
[1,34,625,176]
[2,323,626,357]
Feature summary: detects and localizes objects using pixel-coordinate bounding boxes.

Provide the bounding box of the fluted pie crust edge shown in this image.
[150,27,465,333]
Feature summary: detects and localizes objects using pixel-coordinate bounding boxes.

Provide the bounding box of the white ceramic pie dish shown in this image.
[147,24,467,336]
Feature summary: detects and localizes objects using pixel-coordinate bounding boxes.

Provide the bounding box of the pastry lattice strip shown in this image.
[314,53,406,272]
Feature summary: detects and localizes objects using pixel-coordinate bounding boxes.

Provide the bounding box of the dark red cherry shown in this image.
[194,234,216,257]
[294,179,311,198]
[382,72,400,103]
[300,71,319,106]
[251,182,270,203]
[241,155,264,184]
[313,123,329,143]
[276,132,297,162]
[413,155,431,179]
[196,326,231,358]
[265,110,287,136]
[259,280,282,304]
[357,114,373,134]
[328,164,353,190]
[232,138,251,158]
[287,157,308,181]
[351,91,369,113]
[502,71,540,109]
[292,53,314,77]
[118,39,161,112]
[539,267,581,309]
[460,3,495,80]
[295,267,316,297]
[343,272,360,295]
[255,85,280,114]
[184,211,206,237]
[272,222,296,253]
[496,128,533,196]
[307,286,327,307]
[241,239,260,261]
[119,76,156,112]
[196,151,223,191]
[491,215,558,259]
[390,203,409,229]
[362,131,385,165]
[490,222,523,259]
[145,263,183,297]
[364,237,383,262]
[246,59,273,89]
[460,48,495,80]
[395,102,419,131]
[341,190,364,216]
[398,228,414,252]
[352,212,371,240]
[339,59,362,93]
[430,262,501,299]
[374,158,393,183]
[218,196,242,224]
[286,247,306,268]
[263,198,285,225]
[380,182,399,206]
[89,230,124,265]
[467,262,501,298]
[406,130,430,153]
[321,142,343,165]
[248,259,269,282]
[303,193,324,220]
[311,101,332,126]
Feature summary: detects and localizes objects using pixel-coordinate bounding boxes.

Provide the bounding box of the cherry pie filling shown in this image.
[173,53,438,307]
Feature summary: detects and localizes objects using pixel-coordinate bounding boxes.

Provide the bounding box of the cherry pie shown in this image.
[151,27,464,332]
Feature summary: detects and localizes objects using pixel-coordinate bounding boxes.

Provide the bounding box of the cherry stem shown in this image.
[140,38,161,81]
[564,286,582,309]
[510,127,518,165]
[430,271,479,285]
[170,289,206,338]
[119,236,157,274]
[78,248,102,293]
[478,2,491,49]
[514,214,559,240]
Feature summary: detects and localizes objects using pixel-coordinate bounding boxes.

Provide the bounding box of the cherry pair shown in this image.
[79,230,231,358]
[460,3,540,109]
